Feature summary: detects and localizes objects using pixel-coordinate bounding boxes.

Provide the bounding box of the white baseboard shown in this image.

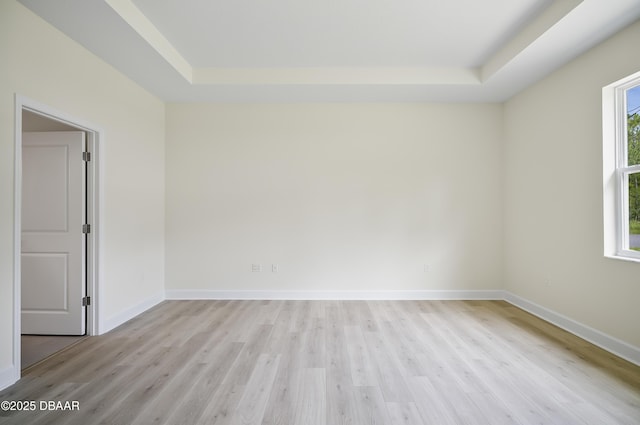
[504,291,640,367]
[100,292,165,334]
[0,365,19,392]
[165,289,504,300]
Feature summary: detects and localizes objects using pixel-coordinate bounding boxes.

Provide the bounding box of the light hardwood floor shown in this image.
[1,300,639,424]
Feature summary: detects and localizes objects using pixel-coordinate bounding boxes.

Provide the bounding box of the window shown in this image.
[604,71,640,261]
[623,84,640,254]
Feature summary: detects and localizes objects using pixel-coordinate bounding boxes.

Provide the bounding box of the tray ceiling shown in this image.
[18,0,640,102]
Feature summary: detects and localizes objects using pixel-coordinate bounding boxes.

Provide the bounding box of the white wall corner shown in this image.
[165,289,504,301]
[0,364,19,392]
[100,292,165,334]
[504,291,640,367]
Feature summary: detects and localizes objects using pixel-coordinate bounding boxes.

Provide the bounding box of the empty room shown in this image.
[1,0,640,424]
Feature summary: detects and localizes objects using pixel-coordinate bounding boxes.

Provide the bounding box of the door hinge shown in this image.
[82,296,91,307]
[82,224,91,234]
[83,151,91,162]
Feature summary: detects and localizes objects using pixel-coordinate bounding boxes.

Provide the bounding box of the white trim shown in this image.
[0,366,19,392]
[604,254,640,264]
[12,96,23,389]
[100,293,165,334]
[12,95,104,385]
[504,291,640,367]
[85,131,101,336]
[165,289,504,301]
[603,71,640,261]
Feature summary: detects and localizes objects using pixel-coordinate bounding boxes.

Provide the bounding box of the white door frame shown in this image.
[13,94,101,377]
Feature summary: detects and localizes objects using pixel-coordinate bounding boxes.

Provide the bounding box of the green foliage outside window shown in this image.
[628,111,640,242]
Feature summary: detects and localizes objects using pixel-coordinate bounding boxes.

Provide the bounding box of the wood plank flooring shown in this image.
[1,300,639,424]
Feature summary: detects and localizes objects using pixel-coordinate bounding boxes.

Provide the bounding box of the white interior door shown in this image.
[21,131,86,335]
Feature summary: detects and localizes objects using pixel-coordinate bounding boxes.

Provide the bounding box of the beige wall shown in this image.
[166,103,504,293]
[503,20,640,347]
[0,0,165,373]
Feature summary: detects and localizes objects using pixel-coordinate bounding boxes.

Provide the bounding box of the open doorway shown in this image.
[13,96,100,374]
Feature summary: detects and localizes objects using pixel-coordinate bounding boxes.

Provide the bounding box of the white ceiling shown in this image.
[131,0,548,68]
[18,0,640,102]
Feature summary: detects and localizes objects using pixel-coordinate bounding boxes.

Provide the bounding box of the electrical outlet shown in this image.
[272,264,278,273]
[423,264,430,272]
[251,264,262,272]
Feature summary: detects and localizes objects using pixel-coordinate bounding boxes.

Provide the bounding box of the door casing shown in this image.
[13,95,101,379]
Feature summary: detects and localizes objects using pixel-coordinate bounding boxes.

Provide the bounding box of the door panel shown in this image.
[22,253,69,310]
[22,144,70,232]
[21,131,86,335]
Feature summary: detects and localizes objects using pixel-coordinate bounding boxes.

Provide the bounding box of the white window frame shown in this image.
[603,71,640,262]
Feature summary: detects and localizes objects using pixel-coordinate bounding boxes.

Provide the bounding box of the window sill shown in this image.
[605,254,640,264]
